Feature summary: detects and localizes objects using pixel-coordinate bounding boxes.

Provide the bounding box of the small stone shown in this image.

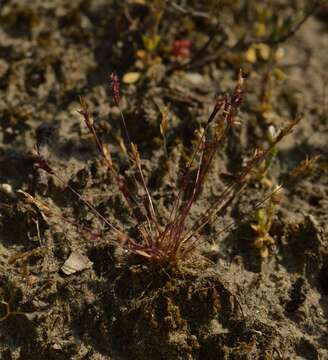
[122,72,141,84]
[0,183,14,197]
[61,251,93,275]
[183,72,204,86]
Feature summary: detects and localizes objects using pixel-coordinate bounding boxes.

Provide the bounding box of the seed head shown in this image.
[31,151,54,175]
[110,73,121,106]
[78,97,93,130]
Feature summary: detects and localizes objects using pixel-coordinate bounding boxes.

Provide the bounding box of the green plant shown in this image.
[251,187,281,259]
[256,125,279,188]
[21,70,300,266]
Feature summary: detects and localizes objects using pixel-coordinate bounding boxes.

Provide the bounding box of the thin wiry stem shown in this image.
[31,153,121,234]
[78,98,140,214]
[181,117,300,244]
[53,172,120,233]
[78,97,156,246]
[111,75,157,220]
[167,100,222,225]
[110,75,160,236]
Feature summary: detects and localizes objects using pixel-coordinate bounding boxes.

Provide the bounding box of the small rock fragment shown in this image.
[61,251,93,275]
[0,183,15,198]
[123,72,141,84]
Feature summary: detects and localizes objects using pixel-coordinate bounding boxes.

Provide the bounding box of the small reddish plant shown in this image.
[171,39,191,58]
[23,70,299,265]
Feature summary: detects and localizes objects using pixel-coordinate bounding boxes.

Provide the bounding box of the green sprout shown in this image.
[251,186,281,259]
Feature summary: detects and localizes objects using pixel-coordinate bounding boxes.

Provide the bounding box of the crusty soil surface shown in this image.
[0,1,328,359]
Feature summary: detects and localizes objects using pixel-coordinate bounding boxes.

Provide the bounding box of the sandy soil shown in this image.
[0,1,327,359]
